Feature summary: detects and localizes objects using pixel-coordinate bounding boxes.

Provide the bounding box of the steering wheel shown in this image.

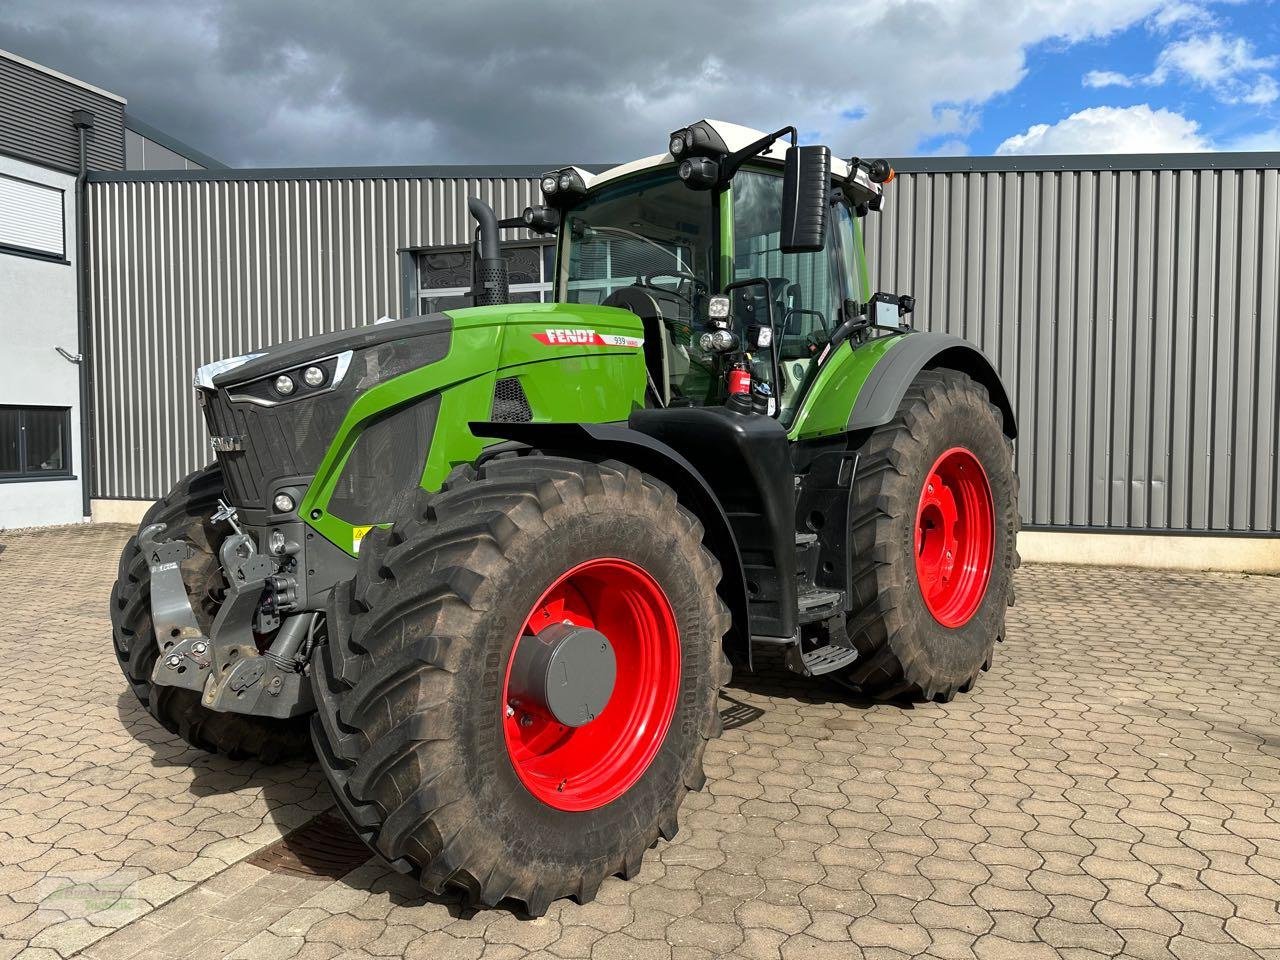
[637,271,706,315]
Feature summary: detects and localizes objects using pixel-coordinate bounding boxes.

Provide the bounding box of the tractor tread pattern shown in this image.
[310,455,731,916]
[841,369,1019,702]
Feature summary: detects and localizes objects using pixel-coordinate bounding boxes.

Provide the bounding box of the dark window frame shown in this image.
[0,405,75,483]
[399,238,556,316]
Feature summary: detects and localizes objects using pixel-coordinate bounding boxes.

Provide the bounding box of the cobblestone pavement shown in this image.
[1,524,1278,960]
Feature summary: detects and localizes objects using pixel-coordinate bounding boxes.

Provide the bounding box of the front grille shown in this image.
[202,384,354,509]
[200,329,451,511]
[490,377,533,423]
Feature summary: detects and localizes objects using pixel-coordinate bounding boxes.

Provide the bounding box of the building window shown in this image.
[412,240,555,315]
[0,406,73,480]
[0,175,66,262]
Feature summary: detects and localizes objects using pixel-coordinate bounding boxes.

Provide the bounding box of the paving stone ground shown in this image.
[1,523,1278,960]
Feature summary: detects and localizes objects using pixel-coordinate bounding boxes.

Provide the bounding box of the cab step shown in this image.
[784,642,859,677]
[796,586,844,624]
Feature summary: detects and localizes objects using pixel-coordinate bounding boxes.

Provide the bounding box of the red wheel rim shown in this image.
[914,447,995,628]
[502,558,680,812]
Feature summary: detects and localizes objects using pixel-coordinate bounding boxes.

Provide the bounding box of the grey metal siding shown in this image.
[86,160,1280,535]
[0,53,125,173]
[87,175,541,500]
[863,165,1280,534]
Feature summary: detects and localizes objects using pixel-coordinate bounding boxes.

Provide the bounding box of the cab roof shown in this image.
[560,119,882,198]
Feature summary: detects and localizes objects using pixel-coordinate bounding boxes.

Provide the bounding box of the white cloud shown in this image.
[1150,32,1279,104]
[996,104,1210,154]
[1149,1,1213,31]
[1083,69,1136,88]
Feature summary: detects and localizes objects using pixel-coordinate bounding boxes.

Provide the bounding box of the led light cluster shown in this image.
[538,167,588,206]
[271,364,328,398]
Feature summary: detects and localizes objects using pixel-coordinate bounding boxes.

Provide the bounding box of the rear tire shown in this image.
[310,455,731,915]
[840,369,1018,702]
[109,464,312,761]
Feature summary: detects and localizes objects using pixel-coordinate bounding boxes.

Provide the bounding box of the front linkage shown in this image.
[140,502,314,721]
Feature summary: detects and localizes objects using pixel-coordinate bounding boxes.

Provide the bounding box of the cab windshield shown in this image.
[556,166,856,417]
[560,170,719,404]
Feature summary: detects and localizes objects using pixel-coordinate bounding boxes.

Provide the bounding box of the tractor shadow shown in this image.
[718,647,896,731]
[110,651,898,922]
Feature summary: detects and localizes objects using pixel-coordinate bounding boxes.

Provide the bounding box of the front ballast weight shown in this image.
[139,507,315,721]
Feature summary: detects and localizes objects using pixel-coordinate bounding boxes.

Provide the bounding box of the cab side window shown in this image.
[731,170,842,414]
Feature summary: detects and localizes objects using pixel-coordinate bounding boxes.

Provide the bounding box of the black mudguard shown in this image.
[848,333,1017,439]
[470,416,758,666]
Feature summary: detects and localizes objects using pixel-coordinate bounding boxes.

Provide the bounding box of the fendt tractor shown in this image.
[111,120,1018,914]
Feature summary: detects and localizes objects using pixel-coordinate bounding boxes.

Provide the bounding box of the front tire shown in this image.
[840,369,1018,702]
[310,456,731,915]
[109,464,312,761]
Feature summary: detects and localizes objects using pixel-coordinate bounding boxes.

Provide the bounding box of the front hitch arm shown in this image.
[143,522,314,719]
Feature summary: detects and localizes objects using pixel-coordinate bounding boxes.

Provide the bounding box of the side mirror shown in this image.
[780,144,830,253]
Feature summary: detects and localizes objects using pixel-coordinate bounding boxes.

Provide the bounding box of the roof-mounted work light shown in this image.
[668,122,731,160]
[539,167,588,207]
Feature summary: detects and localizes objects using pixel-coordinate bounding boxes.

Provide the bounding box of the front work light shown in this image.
[522,205,560,235]
[678,157,719,191]
[273,492,296,513]
[707,295,731,321]
[540,175,558,195]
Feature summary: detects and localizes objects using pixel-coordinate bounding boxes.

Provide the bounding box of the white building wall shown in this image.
[0,154,83,528]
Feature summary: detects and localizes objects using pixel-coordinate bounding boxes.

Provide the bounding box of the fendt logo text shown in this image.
[532,329,645,348]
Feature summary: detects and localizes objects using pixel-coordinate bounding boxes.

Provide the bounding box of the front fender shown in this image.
[470,419,753,667]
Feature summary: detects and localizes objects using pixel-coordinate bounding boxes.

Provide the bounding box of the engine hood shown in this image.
[204,313,453,390]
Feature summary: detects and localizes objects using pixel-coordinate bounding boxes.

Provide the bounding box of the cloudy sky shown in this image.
[2,0,1277,167]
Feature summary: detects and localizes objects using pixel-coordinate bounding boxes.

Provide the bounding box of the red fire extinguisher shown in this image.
[727,362,752,395]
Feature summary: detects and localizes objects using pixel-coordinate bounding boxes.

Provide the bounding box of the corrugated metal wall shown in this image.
[86,157,1280,534]
[0,51,126,173]
[865,163,1280,534]
[87,173,543,500]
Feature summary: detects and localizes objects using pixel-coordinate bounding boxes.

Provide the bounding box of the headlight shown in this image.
[273,492,295,513]
[541,175,558,195]
[302,365,325,387]
[669,135,686,156]
[273,374,296,396]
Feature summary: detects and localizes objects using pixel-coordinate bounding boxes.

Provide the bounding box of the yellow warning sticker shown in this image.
[352,524,374,553]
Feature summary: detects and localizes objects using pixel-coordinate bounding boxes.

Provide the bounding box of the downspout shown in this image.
[71,109,95,520]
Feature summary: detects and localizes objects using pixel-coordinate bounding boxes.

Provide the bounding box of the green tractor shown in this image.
[111,120,1017,914]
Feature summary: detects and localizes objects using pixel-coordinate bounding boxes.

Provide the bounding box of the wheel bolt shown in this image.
[505,704,515,718]
[192,642,207,655]
[520,713,534,727]
[165,654,182,668]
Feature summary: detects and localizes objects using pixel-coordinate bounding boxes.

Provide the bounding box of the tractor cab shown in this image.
[510,120,903,423]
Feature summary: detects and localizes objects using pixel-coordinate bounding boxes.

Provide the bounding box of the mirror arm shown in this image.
[719,126,798,184]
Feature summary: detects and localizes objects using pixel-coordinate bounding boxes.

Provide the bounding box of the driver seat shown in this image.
[603,286,686,406]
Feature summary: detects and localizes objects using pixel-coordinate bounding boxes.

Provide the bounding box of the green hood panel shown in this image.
[299,302,648,555]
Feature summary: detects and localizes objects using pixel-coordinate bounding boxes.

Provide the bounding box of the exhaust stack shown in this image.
[467,198,510,306]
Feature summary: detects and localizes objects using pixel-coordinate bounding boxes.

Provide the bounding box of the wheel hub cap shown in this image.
[508,622,617,728]
[914,447,995,628]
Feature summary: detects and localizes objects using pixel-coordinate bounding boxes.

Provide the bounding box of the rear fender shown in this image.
[848,333,1016,438]
[471,420,752,667]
